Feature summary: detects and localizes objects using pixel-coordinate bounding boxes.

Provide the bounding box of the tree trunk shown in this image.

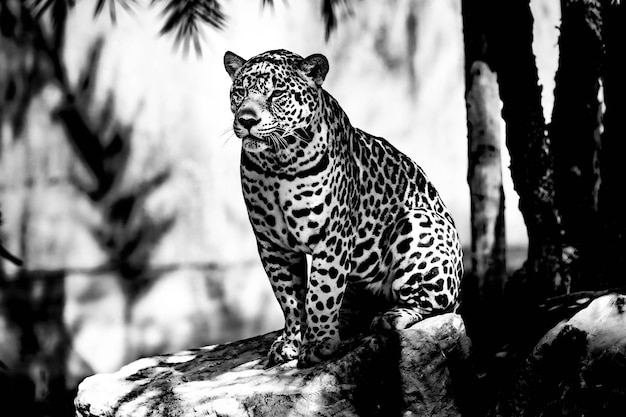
[489,0,570,301]
[598,0,626,290]
[460,0,507,363]
[461,0,507,302]
[550,0,603,292]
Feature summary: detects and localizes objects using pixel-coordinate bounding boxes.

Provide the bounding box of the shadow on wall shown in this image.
[0,5,281,413]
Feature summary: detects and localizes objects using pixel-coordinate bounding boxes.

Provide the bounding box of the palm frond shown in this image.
[321,0,350,40]
[93,0,137,23]
[28,0,74,31]
[23,0,353,58]
[0,1,19,38]
[152,0,226,55]
[29,0,74,18]
[25,0,350,56]
[261,0,349,40]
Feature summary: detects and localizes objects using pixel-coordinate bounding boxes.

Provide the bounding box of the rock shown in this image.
[495,293,626,417]
[75,313,472,417]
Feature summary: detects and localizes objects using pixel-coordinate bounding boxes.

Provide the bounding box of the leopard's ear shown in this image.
[224,51,246,80]
[300,54,329,86]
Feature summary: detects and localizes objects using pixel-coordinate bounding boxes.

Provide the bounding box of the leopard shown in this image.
[224,49,463,368]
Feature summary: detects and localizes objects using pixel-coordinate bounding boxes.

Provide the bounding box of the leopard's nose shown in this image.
[238,114,261,131]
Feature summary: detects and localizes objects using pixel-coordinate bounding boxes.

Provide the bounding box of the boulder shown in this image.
[495,293,626,417]
[75,313,472,417]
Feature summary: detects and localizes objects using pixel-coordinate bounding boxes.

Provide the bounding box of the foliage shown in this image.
[23,0,350,53]
[152,0,225,55]
[264,0,351,40]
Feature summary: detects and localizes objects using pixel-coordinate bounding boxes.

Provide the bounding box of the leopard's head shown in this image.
[224,49,328,154]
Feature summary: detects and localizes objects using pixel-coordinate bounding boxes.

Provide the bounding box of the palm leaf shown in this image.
[260,0,349,40]
[26,0,349,54]
[29,0,74,18]
[321,0,350,40]
[29,0,74,31]
[152,0,226,55]
[93,0,137,23]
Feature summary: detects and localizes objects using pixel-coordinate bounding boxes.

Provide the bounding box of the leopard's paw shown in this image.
[267,335,299,366]
[370,312,400,331]
[297,336,340,368]
[370,306,425,331]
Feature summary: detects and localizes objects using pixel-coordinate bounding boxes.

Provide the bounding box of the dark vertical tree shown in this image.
[459,0,576,360]
[598,0,626,290]
[491,0,572,302]
[550,0,603,292]
[490,0,625,305]
[459,1,625,412]
[460,0,507,366]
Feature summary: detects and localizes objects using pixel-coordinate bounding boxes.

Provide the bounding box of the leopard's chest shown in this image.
[241,167,341,252]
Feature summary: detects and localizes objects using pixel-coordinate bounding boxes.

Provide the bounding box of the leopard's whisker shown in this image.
[273,131,296,164]
[220,130,237,149]
[274,133,289,150]
[269,134,281,151]
[275,127,310,146]
[270,133,295,164]
[220,126,235,137]
[285,128,311,144]
[272,127,289,145]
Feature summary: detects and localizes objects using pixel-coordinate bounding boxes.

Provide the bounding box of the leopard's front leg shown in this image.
[257,244,307,366]
[298,237,352,368]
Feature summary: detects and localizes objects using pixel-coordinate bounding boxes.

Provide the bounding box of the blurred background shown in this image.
[0,0,558,415]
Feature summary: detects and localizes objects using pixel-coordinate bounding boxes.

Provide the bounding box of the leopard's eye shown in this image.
[232,87,246,97]
[270,89,287,99]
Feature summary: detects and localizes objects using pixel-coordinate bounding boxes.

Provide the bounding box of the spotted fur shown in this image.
[224,49,463,368]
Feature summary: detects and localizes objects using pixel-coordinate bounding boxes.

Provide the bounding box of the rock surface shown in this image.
[495,293,626,417]
[75,313,472,417]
